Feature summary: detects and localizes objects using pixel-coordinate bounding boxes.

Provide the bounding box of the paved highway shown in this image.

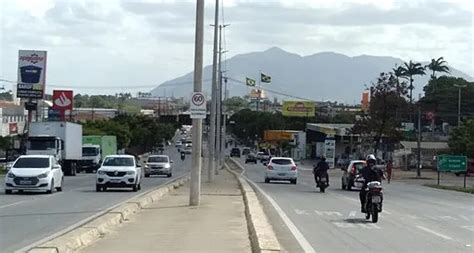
[0,146,190,253]
[234,157,474,253]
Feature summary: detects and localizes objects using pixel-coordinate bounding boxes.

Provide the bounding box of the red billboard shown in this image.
[52,90,73,110]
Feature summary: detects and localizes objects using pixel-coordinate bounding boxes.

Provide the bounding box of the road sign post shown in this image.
[436,155,468,187]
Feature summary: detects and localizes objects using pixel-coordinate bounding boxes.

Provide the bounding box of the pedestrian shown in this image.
[386,159,393,183]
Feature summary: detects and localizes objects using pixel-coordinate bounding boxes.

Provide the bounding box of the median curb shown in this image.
[26,175,190,253]
[225,159,281,253]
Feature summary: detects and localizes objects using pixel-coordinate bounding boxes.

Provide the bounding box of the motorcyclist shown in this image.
[359,154,384,212]
[313,156,330,187]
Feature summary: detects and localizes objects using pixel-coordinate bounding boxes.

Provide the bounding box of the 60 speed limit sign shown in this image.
[190,92,207,119]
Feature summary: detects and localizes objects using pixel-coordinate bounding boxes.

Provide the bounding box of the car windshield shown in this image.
[148,156,168,163]
[103,157,134,167]
[13,157,50,168]
[82,147,99,156]
[28,139,56,150]
[271,159,293,165]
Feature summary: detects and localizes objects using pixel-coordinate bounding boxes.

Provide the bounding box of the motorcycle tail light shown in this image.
[267,165,273,170]
[372,188,382,192]
[351,165,356,174]
[291,166,297,171]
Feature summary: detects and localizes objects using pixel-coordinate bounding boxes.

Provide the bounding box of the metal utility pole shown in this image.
[216,24,229,172]
[208,0,219,181]
[189,0,205,206]
[454,84,467,126]
[222,76,228,160]
[416,105,421,178]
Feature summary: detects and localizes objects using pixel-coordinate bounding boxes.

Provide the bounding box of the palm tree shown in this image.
[402,61,426,104]
[425,57,450,80]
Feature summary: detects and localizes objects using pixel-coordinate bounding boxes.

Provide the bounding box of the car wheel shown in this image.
[264,178,270,183]
[5,189,12,194]
[291,179,297,184]
[168,173,172,178]
[145,174,150,178]
[132,184,138,192]
[245,161,248,164]
[138,183,142,190]
[341,178,345,190]
[56,177,63,192]
[46,179,54,194]
[96,184,102,192]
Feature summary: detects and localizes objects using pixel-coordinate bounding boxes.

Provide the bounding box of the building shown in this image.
[263,130,306,161]
[0,101,28,137]
[71,108,119,122]
[394,141,450,170]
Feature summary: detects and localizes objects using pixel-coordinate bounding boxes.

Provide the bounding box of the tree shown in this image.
[449,119,474,158]
[425,57,450,80]
[351,72,409,153]
[392,65,407,86]
[401,61,426,104]
[224,96,249,112]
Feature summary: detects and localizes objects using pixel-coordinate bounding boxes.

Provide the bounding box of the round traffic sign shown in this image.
[192,92,205,106]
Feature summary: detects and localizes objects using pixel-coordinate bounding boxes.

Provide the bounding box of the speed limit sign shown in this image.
[190,92,207,119]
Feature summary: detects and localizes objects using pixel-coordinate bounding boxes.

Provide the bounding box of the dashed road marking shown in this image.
[333,222,381,229]
[294,209,310,215]
[349,211,356,217]
[416,225,453,241]
[315,210,343,216]
[461,226,474,232]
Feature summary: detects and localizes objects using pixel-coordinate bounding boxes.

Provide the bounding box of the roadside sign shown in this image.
[17,50,47,99]
[437,155,467,172]
[52,90,74,110]
[190,92,206,119]
[324,138,336,168]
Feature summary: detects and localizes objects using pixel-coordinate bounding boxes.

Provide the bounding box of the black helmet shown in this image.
[320,155,326,161]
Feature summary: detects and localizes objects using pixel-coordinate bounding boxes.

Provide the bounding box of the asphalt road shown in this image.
[0,146,190,253]
[234,157,474,253]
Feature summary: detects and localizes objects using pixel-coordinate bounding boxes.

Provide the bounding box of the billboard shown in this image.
[282,101,315,117]
[264,130,294,141]
[52,90,74,110]
[17,50,47,98]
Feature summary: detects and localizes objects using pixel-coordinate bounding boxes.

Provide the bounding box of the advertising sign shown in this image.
[9,123,18,134]
[437,155,467,172]
[324,138,336,168]
[52,90,74,110]
[282,101,315,117]
[17,50,47,98]
[264,130,294,141]
[190,92,206,119]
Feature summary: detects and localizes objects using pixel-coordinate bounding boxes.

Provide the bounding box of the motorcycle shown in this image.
[315,172,329,193]
[364,181,383,223]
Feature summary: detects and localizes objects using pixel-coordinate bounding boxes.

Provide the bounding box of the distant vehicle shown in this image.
[341,160,366,190]
[96,155,142,192]
[5,155,64,194]
[27,122,82,176]
[258,149,271,162]
[80,135,117,173]
[230,148,241,158]
[183,145,192,154]
[242,147,251,156]
[175,141,182,148]
[145,155,173,178]
[264,157,298,184]
[245,153,258,164]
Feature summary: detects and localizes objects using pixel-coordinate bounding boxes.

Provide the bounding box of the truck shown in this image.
[27,122,82,176]
[79,135,117,173]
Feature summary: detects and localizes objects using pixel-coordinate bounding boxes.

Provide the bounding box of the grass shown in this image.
[424,184,474,194]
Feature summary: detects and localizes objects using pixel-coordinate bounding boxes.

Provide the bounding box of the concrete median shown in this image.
[26,175,190,253]
[226,159,281,253]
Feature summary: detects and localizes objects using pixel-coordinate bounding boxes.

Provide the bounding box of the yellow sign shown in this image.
[264,130,294,141]
[282,101,315,117]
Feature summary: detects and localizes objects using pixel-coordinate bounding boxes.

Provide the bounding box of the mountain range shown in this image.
[151,47,472,103]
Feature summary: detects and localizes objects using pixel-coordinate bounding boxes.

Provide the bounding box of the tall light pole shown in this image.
[189,0,205,206]
[216,24,229,172]
[453,84,467,126]
[208,0,219,182]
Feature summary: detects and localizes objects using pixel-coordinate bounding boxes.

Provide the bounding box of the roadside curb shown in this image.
[26,175,190,253]
[225,159,281,253]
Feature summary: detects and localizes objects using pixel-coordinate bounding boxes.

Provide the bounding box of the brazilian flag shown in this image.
[261,73,271,83]
[246,77,256,86]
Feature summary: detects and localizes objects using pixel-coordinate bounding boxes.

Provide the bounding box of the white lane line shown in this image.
[349,211,356,217]
[383,210,392,215]
[0,200,28,209]
[416,225,453,241]
[233,159,316,253]
[0,192,64,209]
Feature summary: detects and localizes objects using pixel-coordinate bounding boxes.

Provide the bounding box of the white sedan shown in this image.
[264,157,298,184]
[4,155,64,194]
[96,155,142,192]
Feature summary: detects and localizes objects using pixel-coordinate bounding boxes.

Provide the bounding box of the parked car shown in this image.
[5,155,64,194]
[96,155,142,192]
[341,160,367,190]
[230,148,241,157]
[264,157,298,184]
[242,147,251,156]
[145,155,173,178]
[245,153,258,164]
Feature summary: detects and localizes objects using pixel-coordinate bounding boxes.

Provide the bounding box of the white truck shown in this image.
[27,122,82,176]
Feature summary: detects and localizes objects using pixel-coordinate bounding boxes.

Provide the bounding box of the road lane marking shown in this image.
[233,158,316,253]
[314,210,342,216]
[333,222,356,228]
[295,209,310,215]
[416,225,453,241]
[461,226,474,232]
[0,200,28,209]
[357,223,381,229]
[349,211,356,217]
[459,215,470,221]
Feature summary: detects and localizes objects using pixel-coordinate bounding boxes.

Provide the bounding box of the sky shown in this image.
[0,0,473,97]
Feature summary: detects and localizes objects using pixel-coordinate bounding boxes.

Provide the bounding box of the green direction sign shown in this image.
[437,155,467,172]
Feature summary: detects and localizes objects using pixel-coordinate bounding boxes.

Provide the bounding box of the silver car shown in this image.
[145,155,173,177]
[264,157,298,184]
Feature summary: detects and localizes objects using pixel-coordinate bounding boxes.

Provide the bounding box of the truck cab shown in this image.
[80,144,101,173]
[26,136,63,161]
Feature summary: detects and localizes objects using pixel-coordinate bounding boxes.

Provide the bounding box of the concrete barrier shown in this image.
[26,175,190,253]
[225,160,281,253]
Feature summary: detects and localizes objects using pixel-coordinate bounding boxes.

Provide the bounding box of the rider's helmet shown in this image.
[366,154,377,166]
[320,155,326,161]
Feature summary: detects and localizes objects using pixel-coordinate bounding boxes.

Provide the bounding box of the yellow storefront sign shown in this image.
[264,130,294,141]
[282,101,315,117]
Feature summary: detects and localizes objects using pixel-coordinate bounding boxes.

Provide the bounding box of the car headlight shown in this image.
[97,170,106,175]
[7,172,15,178]
[164,164,171,169]
[38,171,50,178]
[126,171,136,175]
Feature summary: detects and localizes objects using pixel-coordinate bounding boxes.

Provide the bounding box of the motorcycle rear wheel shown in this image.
[372,210,379,223]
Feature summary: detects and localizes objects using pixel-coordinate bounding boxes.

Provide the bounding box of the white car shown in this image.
[145,155,173,178]
[5,155,63,194]
[264,157,298,184]
[96,155,142,192]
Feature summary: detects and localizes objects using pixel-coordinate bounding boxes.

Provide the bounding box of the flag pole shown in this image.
[257,70,261,112]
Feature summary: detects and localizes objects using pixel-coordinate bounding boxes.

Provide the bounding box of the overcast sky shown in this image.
[0,0,472,96]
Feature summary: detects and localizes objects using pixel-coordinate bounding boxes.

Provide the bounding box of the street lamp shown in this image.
[453,84,467,126]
